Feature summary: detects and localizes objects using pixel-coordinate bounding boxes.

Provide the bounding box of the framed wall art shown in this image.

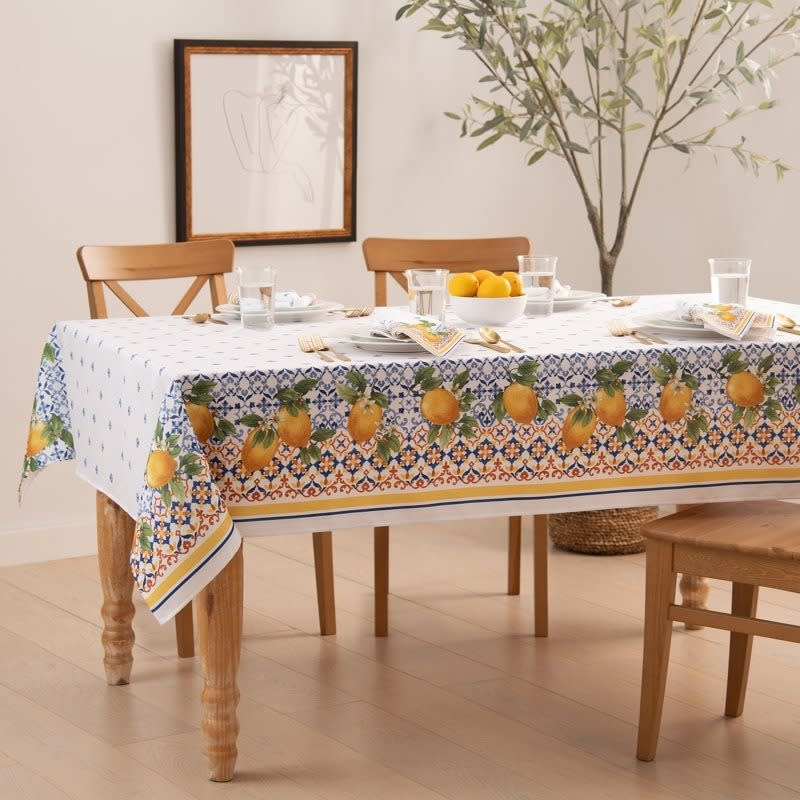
[175,39,357,245]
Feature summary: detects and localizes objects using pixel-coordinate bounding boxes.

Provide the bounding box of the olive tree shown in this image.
[397,0,800,293]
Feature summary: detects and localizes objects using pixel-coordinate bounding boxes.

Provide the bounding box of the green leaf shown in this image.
[623,85,644,109]
[312,428,336,442]
[336,384,361,404]
[527,149,547,166]
[736,41,745,65]
[476,131,504,151]
[562,140,591,154]
[239,413,264,428]
[559,393,583,407]
[42,342,56,363]
[649,366,671,385]
[59,429,75,449]
[492,394,506,422]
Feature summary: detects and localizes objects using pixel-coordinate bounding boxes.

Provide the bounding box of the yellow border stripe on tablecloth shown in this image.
[228,465,800,519]
[144,511,234,612]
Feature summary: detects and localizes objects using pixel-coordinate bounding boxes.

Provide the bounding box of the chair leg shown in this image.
[174,603,195,657]
[533,515,549,637]
[312,532,336,635]
[507,516,522,595]
[636,538,677,761]
[374,526,389,637]
[725,582,759,718]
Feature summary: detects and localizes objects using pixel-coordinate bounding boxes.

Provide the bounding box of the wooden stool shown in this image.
[636,500,800,761]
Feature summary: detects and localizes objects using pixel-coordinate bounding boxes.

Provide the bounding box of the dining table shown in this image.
[21,294,800,781]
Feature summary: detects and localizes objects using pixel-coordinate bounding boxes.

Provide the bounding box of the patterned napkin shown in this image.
[676,300,776,340]
[370,319,465,356]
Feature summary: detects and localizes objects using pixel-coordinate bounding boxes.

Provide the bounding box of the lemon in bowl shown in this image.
[448,271,526,326]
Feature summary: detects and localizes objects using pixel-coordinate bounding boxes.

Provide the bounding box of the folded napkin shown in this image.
[676,300,776,340]
[275,291,316,309]
[370,319,464,356]
[552,278,572,299]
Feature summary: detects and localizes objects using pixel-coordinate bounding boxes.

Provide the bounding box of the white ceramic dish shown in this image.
[449,294,527,326]
[551,290,605,311]
[347,334,427,354]
[215,301,343,322]
[634,315,720,338]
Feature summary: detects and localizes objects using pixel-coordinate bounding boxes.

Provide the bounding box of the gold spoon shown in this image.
[594,295,640,307]
[479,326,525,353]
[607,319,666,345]
[464,337,510,353]
[777,313,800,335]
[183,312,227,325]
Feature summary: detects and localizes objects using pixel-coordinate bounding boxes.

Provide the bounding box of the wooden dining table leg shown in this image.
[96,491,136,686]
[197,543,243,782]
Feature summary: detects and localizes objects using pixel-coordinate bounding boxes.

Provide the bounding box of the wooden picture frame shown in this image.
[175,39,357,245]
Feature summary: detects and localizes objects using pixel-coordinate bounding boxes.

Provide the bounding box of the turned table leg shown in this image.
[675,505,709,630]
[678,574,710,630]
[96,491,136,685]
[197,543,243,782]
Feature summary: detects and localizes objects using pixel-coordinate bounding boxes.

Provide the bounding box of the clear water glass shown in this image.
[708,257,751,306]
[518,255,558,316]
[237,265,276,330]
[405,268,449,322]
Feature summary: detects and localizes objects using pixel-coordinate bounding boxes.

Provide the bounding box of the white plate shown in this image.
[215,301,343,322]
[550,290,605,311]
[346,334,427,354]
[634,315,721,338]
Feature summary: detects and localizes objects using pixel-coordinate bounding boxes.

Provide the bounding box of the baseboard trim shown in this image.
[0,520,96,566]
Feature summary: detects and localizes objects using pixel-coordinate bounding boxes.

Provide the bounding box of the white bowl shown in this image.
[449,294,527,326]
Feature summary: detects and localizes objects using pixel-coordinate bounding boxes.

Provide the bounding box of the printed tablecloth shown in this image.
[22,298,800,623]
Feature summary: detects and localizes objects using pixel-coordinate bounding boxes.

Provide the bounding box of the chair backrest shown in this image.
[76,240,235,319]
[362,236,531,306]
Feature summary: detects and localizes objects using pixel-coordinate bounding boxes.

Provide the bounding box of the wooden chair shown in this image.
[76,240,337,657]
[361,236,549,637]
[636,500,800,761]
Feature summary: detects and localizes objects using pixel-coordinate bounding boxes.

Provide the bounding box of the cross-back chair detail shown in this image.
[77,240,233,318]
[361,236,549,638]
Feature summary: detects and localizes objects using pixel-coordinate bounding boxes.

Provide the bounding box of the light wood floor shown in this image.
[2,516,800,799]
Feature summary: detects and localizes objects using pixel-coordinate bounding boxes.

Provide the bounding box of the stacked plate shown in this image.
[344,331,427,354]
[550,289,604,311]
[633,315,718,337]
[215,300,343,323]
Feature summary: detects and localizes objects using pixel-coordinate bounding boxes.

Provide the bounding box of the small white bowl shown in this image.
[449,294,527,326]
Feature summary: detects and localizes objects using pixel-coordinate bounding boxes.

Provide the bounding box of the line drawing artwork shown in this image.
[176,39,356,244]
[222,55,344,208]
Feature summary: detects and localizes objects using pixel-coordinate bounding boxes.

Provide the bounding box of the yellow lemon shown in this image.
[146,450,177,488]
[348,400,383,443]
[477,275,512,298]
[420,388,460,426]
[26,420,49,458]
[448,273,479,298]
[501,271,524,297]
[241,430,279,473]
[472,269,496,285]
[186,403,214,443]
[276,407,312,449]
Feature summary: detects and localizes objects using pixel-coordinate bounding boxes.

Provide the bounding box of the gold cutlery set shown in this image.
[297,333,350,362]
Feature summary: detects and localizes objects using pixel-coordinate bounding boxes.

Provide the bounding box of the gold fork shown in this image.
[310,333,350,361]
[297,334,335,363]
[344,306,374,318]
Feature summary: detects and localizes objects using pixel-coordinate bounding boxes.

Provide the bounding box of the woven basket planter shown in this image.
[549,506,659,555]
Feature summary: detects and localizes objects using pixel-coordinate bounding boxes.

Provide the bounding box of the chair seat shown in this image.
[643,500,800,559]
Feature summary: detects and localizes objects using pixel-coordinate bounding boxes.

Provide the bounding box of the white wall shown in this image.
[3,0,799,563]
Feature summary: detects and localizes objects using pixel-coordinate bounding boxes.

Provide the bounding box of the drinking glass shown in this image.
[405,268,449,322]
[708,257,751,306]
[517,255,558,316]
[237,265,275,330]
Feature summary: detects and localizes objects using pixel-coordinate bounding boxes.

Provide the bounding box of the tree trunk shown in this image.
[599,251,617,296]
